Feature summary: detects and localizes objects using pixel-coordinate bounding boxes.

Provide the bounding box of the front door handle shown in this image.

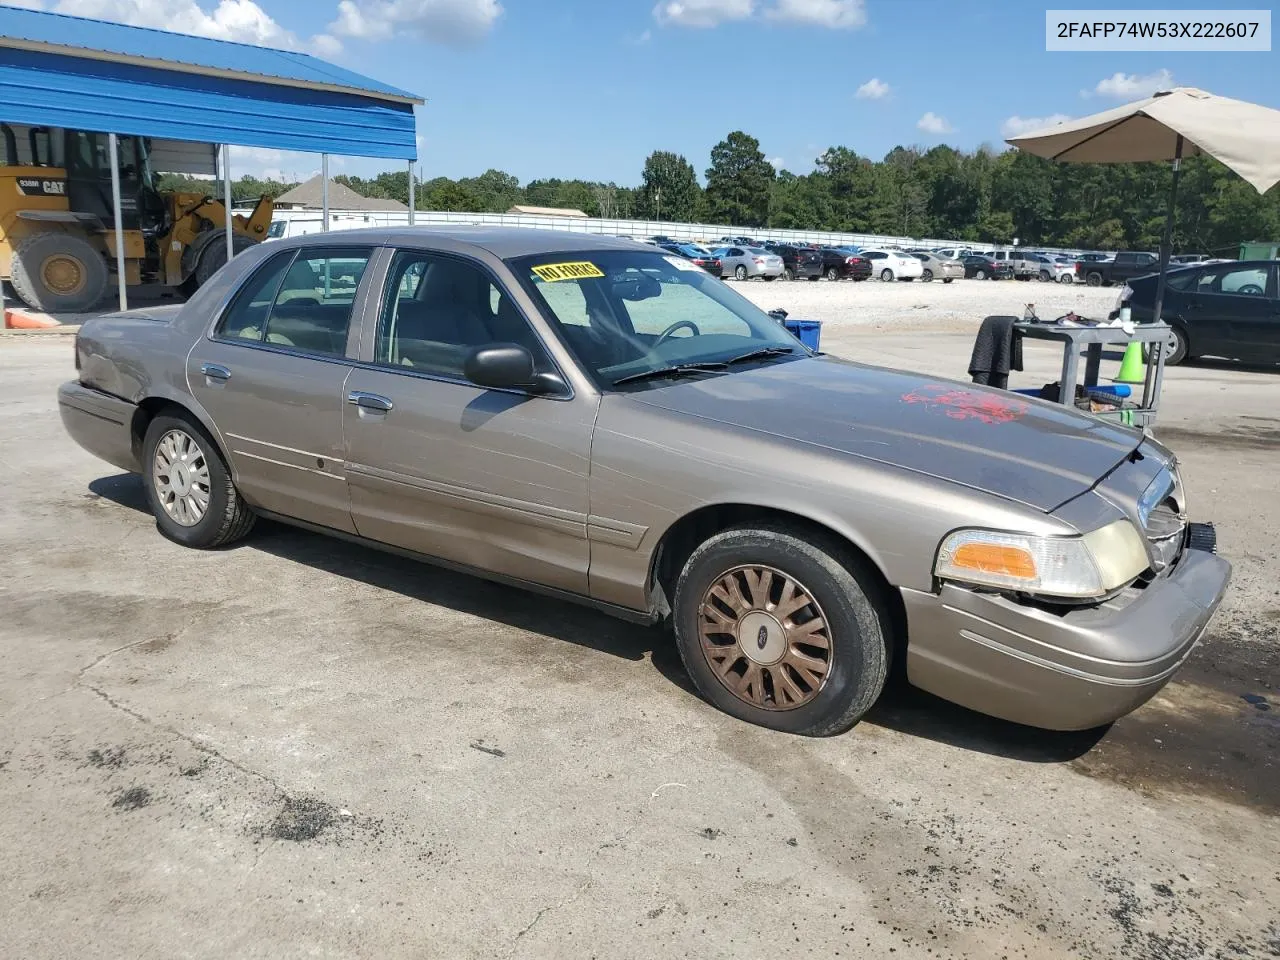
[200,363,231,381]
[347,391,394,413]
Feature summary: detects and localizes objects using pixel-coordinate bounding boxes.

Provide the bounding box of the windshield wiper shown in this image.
[612,361,728,387]
[723,345,799,365]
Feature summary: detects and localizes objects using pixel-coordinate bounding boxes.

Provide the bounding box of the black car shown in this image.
[658,242,723,276]
[770,244,823,280]
[813,248,871,281]
[1120,260,1278,365]
[961,255,1012,280]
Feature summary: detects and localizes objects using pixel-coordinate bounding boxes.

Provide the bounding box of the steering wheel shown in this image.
[1238,283,1265,296]
[654,320,701,345]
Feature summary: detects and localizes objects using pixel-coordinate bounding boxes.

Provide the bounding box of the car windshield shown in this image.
[509,249,804,390]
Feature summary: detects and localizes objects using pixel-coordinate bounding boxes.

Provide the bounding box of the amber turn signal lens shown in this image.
[950,543,1037,580]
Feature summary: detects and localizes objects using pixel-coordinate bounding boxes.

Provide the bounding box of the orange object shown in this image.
[4,307,60,329]
[951,543,1037,579]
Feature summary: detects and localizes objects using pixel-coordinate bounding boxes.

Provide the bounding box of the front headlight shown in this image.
[935,521,1149,599]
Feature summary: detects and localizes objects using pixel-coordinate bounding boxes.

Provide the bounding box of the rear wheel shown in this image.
[672,526,889,736]
[922,269,934,282]
[943,278,953,284]
[735,265,748,281]
[880,268,894,282]
[1058,273,1073,284]
[9,232,108,312]
[194,232,258,289]
[1039,270,1052,282]
[1085,271,1103,287]
[783,267,794,281]
[825,266,840,281]
[1163,325,1189,365]
[143,414,255,548]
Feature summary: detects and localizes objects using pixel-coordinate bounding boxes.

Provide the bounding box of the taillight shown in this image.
[753,258,764,264]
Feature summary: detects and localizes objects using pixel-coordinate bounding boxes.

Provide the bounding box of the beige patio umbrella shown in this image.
[1007,87,1280,326]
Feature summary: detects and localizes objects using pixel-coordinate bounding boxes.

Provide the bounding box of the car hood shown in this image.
[626,356,1142,511]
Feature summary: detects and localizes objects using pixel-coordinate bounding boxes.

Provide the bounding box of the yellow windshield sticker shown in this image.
[532,261,605,282]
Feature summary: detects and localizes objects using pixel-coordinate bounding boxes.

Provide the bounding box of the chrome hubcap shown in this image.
[152,429,211,527]
[699,565,833,711]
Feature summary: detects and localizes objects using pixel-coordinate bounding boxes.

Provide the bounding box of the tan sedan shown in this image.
[912,252,964,282]
[58,228,1230,736]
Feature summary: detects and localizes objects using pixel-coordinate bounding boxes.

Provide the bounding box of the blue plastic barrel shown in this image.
[784,319,822,351]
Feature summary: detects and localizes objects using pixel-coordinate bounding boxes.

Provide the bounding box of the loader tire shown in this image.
[9,233,108,313]
[194,232,257,289]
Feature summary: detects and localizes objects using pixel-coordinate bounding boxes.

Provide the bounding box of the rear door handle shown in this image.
[347,391,394,413]
[200,363,231,381]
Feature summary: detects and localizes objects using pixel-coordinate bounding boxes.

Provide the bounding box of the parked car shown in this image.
[911,252,963,283]
[713,246,785,280]
[860,249,924,282]
[1118,260,1278,365]
[1025,254,1076,284]
[962,254,1011,280]
[983,250,1039,280]
[659,242,723,277]
[932,246,972,261]
[57,227,1230,735]
[1078,250,1160,287]
[1077,252,1113,264]
[809,248,870,281]
[770,244,824,281]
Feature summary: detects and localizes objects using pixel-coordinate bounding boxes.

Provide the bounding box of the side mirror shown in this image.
[463,343,565,395]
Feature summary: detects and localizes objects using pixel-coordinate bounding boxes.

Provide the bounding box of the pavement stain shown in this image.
[111,786,152,811]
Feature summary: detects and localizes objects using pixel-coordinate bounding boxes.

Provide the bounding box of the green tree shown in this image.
[704,131,775,227]
[639,150,700,222]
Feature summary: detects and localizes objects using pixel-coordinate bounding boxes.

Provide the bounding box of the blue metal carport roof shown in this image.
[0,6,422,160]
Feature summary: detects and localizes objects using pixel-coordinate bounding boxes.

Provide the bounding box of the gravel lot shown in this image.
[1,290,1277,959]
[733,274,1120,330]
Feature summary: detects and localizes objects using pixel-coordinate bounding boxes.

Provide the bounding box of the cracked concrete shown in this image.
[2,333,1278,959]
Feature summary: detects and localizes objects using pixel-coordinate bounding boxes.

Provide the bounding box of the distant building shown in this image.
[275,175,407,211]
[506,204,590,218]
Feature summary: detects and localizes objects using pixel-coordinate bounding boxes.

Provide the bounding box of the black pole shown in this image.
[1150,134,1183,327]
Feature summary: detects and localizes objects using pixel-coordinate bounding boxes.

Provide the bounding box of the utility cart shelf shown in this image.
[1013,321,1172,428]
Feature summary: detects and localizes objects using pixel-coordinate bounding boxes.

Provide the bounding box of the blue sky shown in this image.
[14,0,1280,184]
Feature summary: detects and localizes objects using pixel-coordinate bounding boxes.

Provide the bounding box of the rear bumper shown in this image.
[58,381,141,474]
[902,547,1231,730]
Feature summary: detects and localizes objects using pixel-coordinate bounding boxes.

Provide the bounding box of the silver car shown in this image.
[58,228,1230,736]
[912,252,963,283]
[712,245,785,281]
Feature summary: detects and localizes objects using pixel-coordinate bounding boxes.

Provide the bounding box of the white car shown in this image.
[932,246,972,261]
[861,249,925,282]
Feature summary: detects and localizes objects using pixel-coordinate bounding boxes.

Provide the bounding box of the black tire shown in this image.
[763,274,777,282]
[9,232,108,312]
[194,232,258,288]
[943,278,953,284]
[922,269,934,282]
[1039,270,1052,282]
[783,267,794,281]
[735,265,748,281]
[1085,271,1103,287]
[807,275,820,281]
[1163,325,1189,365]
[142,414,255,548]
[974,268,987,281]
[880,268,894,282]
[673,525,889,736]
[1058,273,1074,284]
[825,266,840,281]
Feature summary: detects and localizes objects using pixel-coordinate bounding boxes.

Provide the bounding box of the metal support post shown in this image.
[321,154,330,232]
[107,133,128,311]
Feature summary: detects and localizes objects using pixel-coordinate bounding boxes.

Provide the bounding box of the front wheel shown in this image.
[943,277,953,283]
[672,526,889,736]
[143,414,255,548]
[1058,273,1074,284]
[735,265,748,281]
[880,268,894,282]
[974,268,987,280]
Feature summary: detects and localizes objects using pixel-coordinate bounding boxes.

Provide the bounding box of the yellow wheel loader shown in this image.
[1,126,272,312]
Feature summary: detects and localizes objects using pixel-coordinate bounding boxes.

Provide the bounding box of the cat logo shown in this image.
[16,178,67,197]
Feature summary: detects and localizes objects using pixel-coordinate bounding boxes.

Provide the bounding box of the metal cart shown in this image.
[1013,321,1172,429]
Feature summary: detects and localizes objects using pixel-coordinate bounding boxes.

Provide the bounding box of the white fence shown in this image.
[261,207,1105,257]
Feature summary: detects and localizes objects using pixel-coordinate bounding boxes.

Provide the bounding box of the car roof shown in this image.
[268,226,653,259]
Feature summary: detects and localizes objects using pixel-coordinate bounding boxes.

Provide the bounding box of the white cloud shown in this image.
[331,0,502,46]
[917,112,953,135]
[765,0,865,28]
[2,0,47,9]
[854,77,889,100]
[1088,68,1173,100]
[766,156,785,169]
[48,0,340,54]
[1001,114,1072,138]
[653,0,754,28]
